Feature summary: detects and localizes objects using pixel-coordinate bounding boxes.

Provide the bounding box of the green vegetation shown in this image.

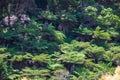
[0,0,120,80]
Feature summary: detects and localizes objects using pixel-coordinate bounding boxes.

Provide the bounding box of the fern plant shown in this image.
[32,54,51,64]
[58,51,85,64]
[93,26,111,40]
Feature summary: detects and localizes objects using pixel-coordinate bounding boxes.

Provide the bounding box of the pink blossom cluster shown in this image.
[20,14,30,24]
[3,15,18,26]
[3,14,30,26]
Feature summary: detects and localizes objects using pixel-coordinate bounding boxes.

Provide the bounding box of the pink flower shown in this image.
[3,15,18,26]
[20,14,30,24]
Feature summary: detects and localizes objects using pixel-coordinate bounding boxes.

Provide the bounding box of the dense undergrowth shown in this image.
[0,0,120,80]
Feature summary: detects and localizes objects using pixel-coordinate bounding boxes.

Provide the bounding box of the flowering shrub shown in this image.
[3,15,18,26]
[19,14,30,26]
[3,14,30,26]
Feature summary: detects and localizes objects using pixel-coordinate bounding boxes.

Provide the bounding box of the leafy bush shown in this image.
[59,51,85,64]
[93,26,111,40]
[0,53,10,79]
[32,54,51,64]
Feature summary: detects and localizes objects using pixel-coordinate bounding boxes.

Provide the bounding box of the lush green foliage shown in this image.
[0,0,120,80]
